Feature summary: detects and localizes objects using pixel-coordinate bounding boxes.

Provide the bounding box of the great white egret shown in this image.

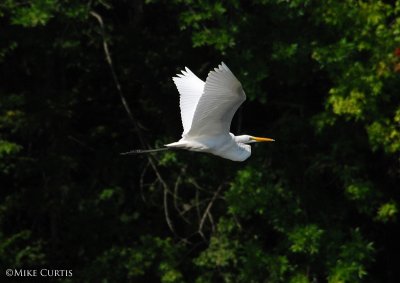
[123,62,274,161]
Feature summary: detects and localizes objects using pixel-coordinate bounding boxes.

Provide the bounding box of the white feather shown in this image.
[168,62,251,161]
[124,62,272,161]
[186,62,246,137]
[172,67,205,135]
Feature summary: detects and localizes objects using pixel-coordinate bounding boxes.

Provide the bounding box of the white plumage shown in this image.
[166,62,274,161]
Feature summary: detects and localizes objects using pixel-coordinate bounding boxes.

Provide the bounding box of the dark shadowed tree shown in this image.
[1,0,399,282]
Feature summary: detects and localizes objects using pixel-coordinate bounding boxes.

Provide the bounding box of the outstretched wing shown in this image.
[186,62,246,138]
[172,67,205,136]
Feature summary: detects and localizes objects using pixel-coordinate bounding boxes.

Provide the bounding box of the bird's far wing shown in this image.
[172,67,205,135]
[186,62,246,138]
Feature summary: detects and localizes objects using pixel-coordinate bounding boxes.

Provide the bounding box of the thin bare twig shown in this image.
[189,177,214,195]
[67,135,96,152]
[173,175,191,224]
[148,159,179,236]
[90,10,179,236]
[173,175,182,212]
[207,210,215,233]
[179,198,214,217]
[139,160,150,202]
[198,185,224,238]
[163,185,176,236]
[90,10,151,154]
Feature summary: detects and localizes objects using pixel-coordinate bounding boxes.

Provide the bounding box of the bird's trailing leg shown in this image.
[120,147,170,155]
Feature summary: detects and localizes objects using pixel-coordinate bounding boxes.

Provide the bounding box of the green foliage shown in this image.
[195,233,238,268]
[289,273,310,283]
[178,1,237,51]
[225,168,267,216]
[328,229,374,283]
[0,140,21,158]
[345,182,371,201]
[1,0,89,27]
[0,140,21,174]
[311,0,400,154]
[288,224,324,255]
[0,230,46,267]
[376,202,398,223]
[194,218,239,269]
[159,151,179,167]
[344,180,377,215]
[10,0,57,27]
[367,118,400,153]
[85,236,185,282]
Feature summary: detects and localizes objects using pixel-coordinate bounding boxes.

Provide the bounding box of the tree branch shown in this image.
[198,185,223,238]
[89,10,145,147]
[90,10,180,236]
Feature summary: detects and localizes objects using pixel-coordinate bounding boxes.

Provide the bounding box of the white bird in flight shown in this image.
[123,62,274,161]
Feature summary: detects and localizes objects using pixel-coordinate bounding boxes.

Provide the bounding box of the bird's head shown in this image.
[234,135,275,144]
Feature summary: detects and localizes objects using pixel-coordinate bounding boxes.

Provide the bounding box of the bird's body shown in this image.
[166,133,251,161]
[165,62,273,161]
[122,62,273,161]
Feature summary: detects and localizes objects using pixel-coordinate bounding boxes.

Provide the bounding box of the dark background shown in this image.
[1,1,399,282]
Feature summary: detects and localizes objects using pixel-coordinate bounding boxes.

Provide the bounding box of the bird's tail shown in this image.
[120,147,169,155]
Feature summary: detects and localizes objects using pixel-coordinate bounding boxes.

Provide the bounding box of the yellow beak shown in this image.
[251,136,275,142]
